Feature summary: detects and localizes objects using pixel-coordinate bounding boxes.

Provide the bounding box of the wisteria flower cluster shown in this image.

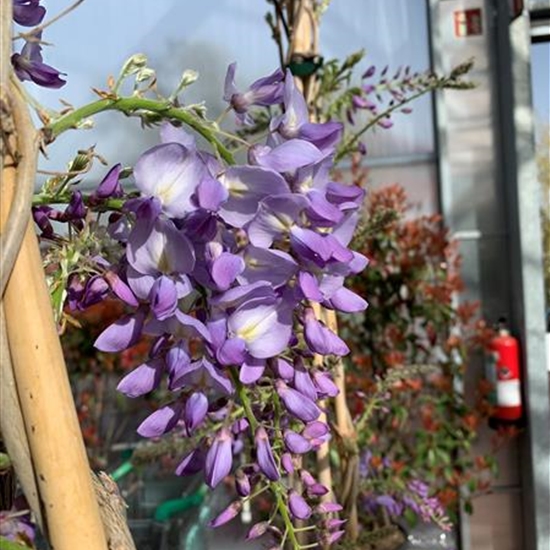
[11,0,66,88]
[53,66,368,547]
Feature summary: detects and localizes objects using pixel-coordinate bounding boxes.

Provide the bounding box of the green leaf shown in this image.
[0,538,33,550]
[403,507,419,528]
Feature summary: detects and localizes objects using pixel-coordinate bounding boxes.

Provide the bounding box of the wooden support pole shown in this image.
[1,6,108,536]
[1,170,109,550]
[291,1,360,539]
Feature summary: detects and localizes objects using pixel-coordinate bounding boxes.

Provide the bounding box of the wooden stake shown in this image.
[1,90,108,549]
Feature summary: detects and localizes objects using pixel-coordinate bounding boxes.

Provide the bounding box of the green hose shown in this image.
[153,485,208,522]
[110,459,134,482]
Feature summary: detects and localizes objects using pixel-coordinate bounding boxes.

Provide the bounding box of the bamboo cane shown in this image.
[290,1,360,540]
[1,166,109,550]
[1,5,108,543]
[291,1,335,506]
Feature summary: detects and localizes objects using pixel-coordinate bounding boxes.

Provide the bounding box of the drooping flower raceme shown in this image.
[73,66,368,548]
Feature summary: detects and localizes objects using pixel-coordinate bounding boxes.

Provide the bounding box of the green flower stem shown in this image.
[272,482,301,550]
[335,84,441,163]
[44,97,236,165]
[32,193,126,211]
[231,371,259,432]
[230,371,302,549]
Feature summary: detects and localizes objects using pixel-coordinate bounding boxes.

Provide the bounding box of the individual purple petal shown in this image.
[64,191,86,221]
[182,209,218,242]
[326,518,348,530]
[104,271,139,307]
[253,139,324,172]
[255,426,280,481]
[293,156,332,195]
[176,446,206,476]
[217,337,247,366]
[275,380,321,422]
[293,357,318,402]
[300,470,317,487]
[80,275,109,309]
[232,418,250,436]
[32,205,54,237]
[306,189,344,226]
[224,63,284,120]
[318,274,344,299]
[196,174,228,211]
[223,62,238,102]
[137,402,183,438]
[209,501,242,528]
[66,275,85,311]
[312,371,339,398]
[201,358,234,395]
[246,521,269,541]
[11,37,66,88]
[228,299,292,359]
[13,0,46,26]
[316,502,343,514]
[324,233,354,263]
[239,357,266,384]
[185,391,209,434]
[247,194,309,248]
[127,216,195,276]
[117,359,163,398]
[134,143,205,217]
[95,164,123,199]
[327,251,369,277]
[94,311,145,352]
[322,530,346,545]
[108,213,132,242]
[211,252,245,291]
[331,210,360,247]
[307,483,330,496]
[283,430,312,454]
[276,71,309,139]
[207,317,227,351]
[204,428,233,488]
[239,247,297,288]
[211,281,275,309]
[298,271,323,302]
[299,121,342,153]
[303,308,349,356]
[325,286,368,313]
[150,275,178,320]
[326,182,365,207]
[149,309,211,345]
[219,166,289,227]
[235,470,251,497]
[303,421,330,447]
[288,490,312,520]
[281,453,294,474]
[271,357,295,381]
[170,357,233,395]
[165,343,191,385]
[290,226,333,266]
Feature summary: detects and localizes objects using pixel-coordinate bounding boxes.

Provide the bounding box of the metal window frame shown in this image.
[429,1,550,549]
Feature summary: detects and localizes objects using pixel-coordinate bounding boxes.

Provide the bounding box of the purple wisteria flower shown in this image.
[224,63,284,124]
[13,0,45,26]
[87,65,369,547]
[11,33,66,88]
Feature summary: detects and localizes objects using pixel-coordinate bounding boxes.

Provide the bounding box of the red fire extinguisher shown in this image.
[486,322,523,428]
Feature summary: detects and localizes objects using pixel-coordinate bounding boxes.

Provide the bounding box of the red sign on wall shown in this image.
[453,8,483,37]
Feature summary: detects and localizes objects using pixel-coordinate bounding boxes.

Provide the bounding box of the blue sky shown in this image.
[532,42,550,127]
[15,1,547,177]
